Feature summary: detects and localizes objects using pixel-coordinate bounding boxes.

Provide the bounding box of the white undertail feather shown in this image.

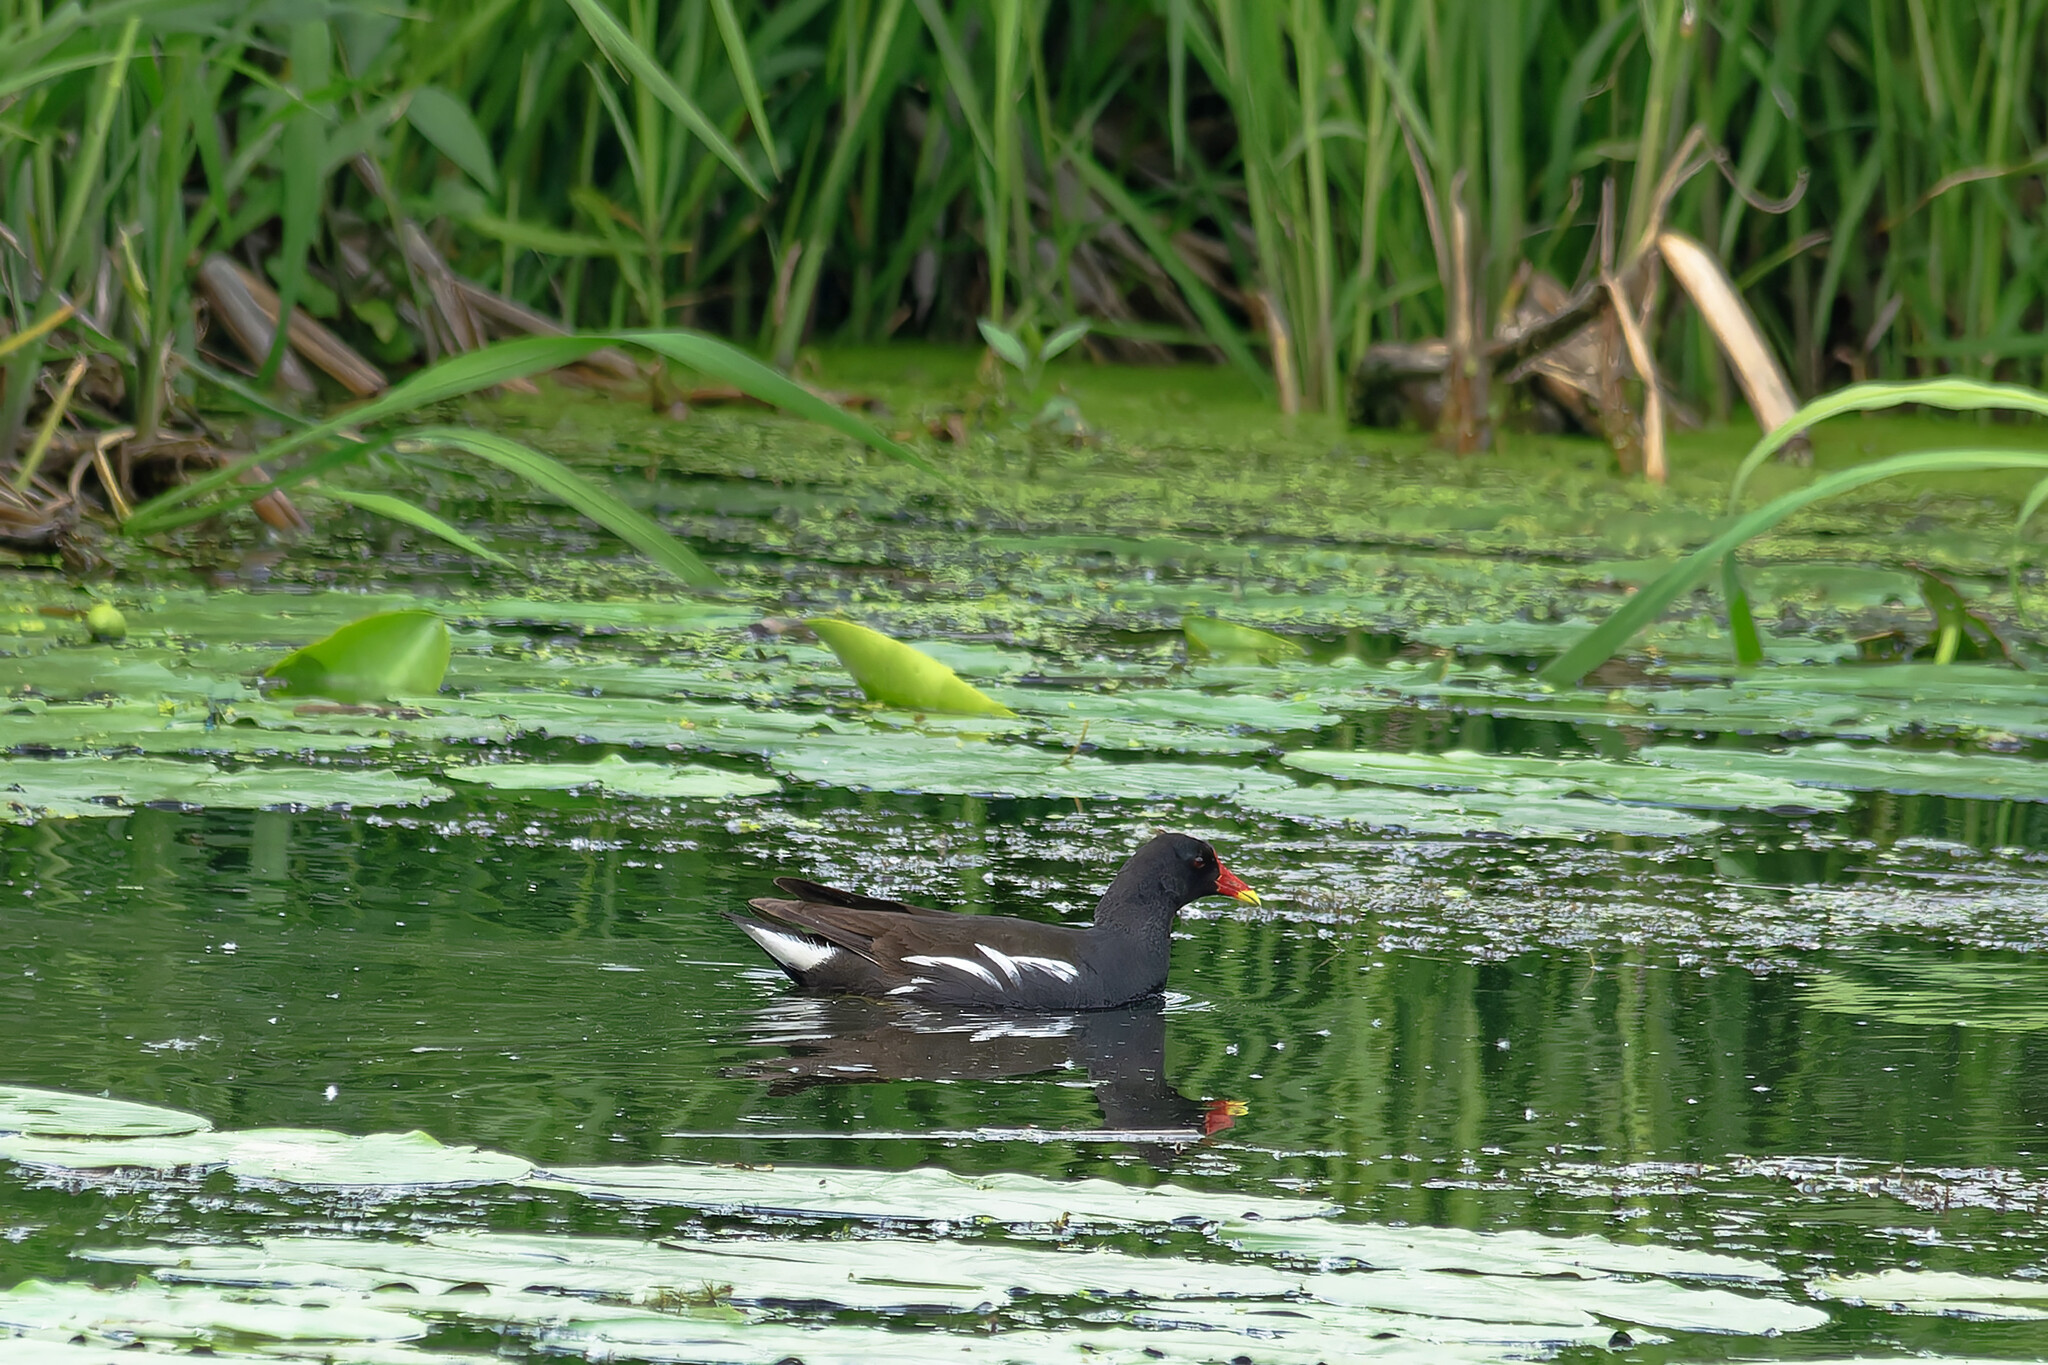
[902,953,1001,988]
[1011,955,1080,983]
[741,922,840,974]
[976,944,1078,985]
[976,944,1025,984]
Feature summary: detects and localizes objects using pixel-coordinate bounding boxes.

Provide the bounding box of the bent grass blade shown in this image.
[311,487,516,569]
[1540,449,2048,686]
[123,330,932,549]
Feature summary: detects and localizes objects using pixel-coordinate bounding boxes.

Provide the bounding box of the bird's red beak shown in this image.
[1214,862,1261,906]
[1204,1098,1248,1136]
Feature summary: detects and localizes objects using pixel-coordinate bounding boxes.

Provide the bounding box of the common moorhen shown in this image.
[730,831,1261,1010]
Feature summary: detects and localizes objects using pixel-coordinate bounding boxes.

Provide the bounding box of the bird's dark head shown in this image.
[1090,832,1262,942]
[1138,831,1262,909]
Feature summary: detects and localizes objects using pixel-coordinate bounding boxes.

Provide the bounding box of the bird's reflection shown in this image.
[734,997,1241,1153]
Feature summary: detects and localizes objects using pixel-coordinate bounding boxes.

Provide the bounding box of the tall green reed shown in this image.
[3,0,2046,442]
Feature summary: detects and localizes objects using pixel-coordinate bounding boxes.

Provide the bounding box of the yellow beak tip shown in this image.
[1232,888,1262,907]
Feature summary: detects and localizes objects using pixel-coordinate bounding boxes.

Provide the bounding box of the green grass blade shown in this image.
[1165,0,1188,170]
[127,338,602,528]
[769,0,911,367]
[404,426,722,587]
[1721,553,1763,668]
[566,0,768,198]
[1536,7,1635,217]
[1729,378,2048,509]
[2012,474,2048,625]
[622,329,934,472]
[1541,449,2048,687]
[126,331,930,534]
[128,331,929,548]
[1068,144,1268,391]
[46,16,139,297]
[313,487,517,569]
[462,214,621,257]
[263,21,328,385]
[129,440,386,535]
[406,86,500,194]
[0,48,131,104]
[708,0,778,176]
[908,0,995,167]
[182,354,320,429]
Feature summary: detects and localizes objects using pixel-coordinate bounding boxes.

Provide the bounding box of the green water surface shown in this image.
[6,357,2048,1361]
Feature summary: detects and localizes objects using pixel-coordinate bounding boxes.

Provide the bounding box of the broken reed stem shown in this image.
[90,426,135,521]
[1254,290,1300,416]
[1657,228,1798,431]
[1603,273,1666,484]
[1442,170,1488,454]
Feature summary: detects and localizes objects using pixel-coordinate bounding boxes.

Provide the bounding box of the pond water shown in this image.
[5,360,2048,1362]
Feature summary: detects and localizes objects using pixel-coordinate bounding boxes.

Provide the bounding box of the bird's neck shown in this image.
[1089,863,1183,941]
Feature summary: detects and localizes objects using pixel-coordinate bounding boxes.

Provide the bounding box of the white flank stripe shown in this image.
[976,944,1024,985]
[886,984,921,996]
[1011,955,1080,983]
[902,954,1002,988]
[741,922,839,974]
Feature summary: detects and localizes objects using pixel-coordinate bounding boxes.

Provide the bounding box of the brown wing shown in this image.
[770,877,952,917]
[742,896,951,963]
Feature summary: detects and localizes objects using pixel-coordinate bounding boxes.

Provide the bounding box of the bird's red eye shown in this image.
[1193,856,1208,869]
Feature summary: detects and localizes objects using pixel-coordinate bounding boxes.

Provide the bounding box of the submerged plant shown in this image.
[977,318,1091,398]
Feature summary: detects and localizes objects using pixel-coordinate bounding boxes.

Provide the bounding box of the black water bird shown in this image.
[729,832,1261,1011]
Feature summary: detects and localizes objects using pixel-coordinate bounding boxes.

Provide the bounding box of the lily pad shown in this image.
[74,1229,1833,1355]
[433,692,838,750]
[994,686,1339,734]
[1184,616,1305,663]
[1306,1267,1824,1335]
[1810,1268,2048,1311]
[1640,740,2048,802]
[265,610,452,703]
[0,1278,428,1346]
[1,700,397,756]
[0,1086,211,1138]
[1221,1217,1784,1281]
[1281,747,1851,812]
[1239,782,1723,839]
[534,1162,1331,1226]
[1120,1297,1614,1352]
[100,1229,1300,1311]
[0,757,451,821]
[0,645,249,702]
[442,754,779,798]
[808,619,1018,716]
[0,1127,532,1188]
[768,731,1297,801]
[1030,717,1276,755]
[445,649,799,702]
[0,753,448,818]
